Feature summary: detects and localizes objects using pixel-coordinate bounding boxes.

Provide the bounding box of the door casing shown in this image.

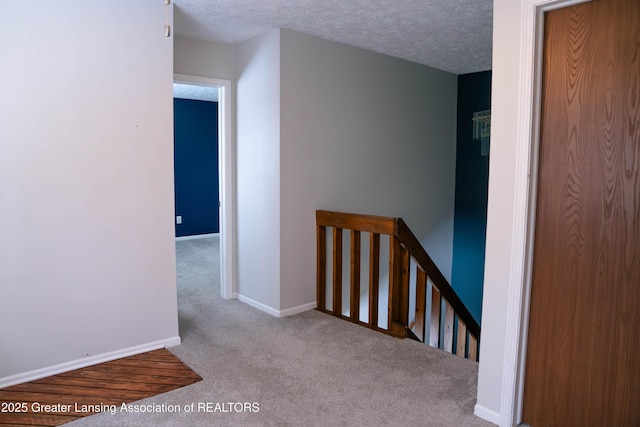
[494,0,593,425]
[173,74,235,300]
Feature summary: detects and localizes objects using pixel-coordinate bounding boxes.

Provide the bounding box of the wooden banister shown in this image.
[316,210,397,234]
[316,210,480,360]
[396,218,480,339]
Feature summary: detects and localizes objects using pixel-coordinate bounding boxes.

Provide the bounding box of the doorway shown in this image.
[173,74,234,300]
[173,86,219,237]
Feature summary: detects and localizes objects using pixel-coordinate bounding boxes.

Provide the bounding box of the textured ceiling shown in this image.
[173,0,493,75]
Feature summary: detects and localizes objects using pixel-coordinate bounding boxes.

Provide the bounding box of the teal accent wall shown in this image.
[452,70,492,324]
[173,98,219,237]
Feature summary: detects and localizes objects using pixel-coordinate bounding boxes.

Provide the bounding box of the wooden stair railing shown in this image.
[316,210,480,361]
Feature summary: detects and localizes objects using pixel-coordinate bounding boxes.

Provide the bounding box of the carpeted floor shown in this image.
[68,236,492,426]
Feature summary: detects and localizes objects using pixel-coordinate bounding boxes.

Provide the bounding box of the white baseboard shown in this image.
[175,233,219,241]
[225,292,239,300]
[237,294,280,317]
[236,295,315,318]
[0,336,181,389]
[279,302,316,317]
[474,403,500,426]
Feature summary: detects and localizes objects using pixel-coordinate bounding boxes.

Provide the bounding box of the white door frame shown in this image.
[173,73,235,300]
[500,0,592,425]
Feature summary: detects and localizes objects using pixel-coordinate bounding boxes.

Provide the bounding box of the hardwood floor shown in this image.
[0,349,202,426]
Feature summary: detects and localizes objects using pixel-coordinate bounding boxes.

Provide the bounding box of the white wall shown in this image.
[0,1,179,384]
[475,0,528,423]
[174,36,234,80]
[279,29,458,311]
[235,30,282,310]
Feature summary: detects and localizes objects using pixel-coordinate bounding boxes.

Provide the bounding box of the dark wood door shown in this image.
[522,0,640,425]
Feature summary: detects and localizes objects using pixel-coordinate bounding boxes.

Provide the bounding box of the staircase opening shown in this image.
[316,210,480,361]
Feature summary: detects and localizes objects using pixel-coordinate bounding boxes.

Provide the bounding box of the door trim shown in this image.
[500,0,592,425]
[173,73,236,300]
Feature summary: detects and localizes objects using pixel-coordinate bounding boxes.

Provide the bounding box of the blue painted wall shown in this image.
[451,71,492,324]
[173,98,219,237]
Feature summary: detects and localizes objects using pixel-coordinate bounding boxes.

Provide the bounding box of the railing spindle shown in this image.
[456,317,467,357]
[317,225,326,311]
[414,268,427,342]
[443,300,454,353]
[369,233,380,328]
[350,230,361,322]
[400,246,410,326]
[332,228,343,317]
[469,335,478,362]
[425,277,433,345]
[431,285,441,348]
[388,236,403,335]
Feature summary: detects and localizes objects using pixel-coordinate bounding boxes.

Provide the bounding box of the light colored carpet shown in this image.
[70,236,492,426]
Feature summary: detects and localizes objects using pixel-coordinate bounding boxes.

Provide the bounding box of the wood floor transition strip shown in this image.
[0,349,202,426]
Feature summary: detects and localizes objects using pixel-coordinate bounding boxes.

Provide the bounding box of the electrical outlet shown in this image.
[176,216,182,224]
